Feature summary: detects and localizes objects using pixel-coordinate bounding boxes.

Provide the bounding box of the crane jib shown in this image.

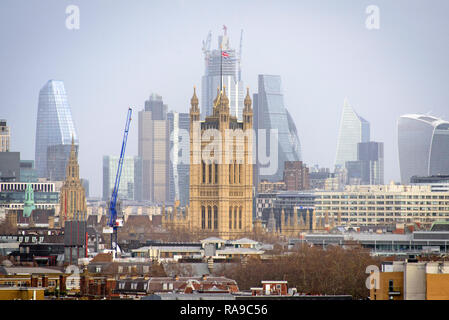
[108,108,132,230]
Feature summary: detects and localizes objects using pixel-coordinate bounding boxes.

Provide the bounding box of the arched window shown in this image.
[229,207,232,229]
[239,207,242,229]
[209,164,212,184]
[201,206,205,229]
[213,206,218,229]
[234,207,237,230]
[239,164,241,184]
[202,162,206,183]
[215,163,218,184]
[207,206,212,229]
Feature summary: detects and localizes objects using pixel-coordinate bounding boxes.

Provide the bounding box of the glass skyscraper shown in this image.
[346,141,384,185]
[334,98,370,169]
[167,111,190,206]
[398,114,449,184]
[201,28,244,120]
[254,74,302,183]
[103,155,142,201]
[35,80,78,180]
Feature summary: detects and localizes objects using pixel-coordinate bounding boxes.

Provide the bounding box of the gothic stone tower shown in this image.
[189,86,253,239]
[59,137,86,228]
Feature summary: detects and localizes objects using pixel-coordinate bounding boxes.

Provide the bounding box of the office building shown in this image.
[335,98,370,169]
[309,167,332,190]
[0,119,10,152]
[253,75,302,183]
[0,182,59,212]
[411,175,449,192]
[167,111,190,206]
[256,191,316,228]
[283,161,310,191]
[398,114,449,184]
[19,160,37,182]
[0,152,20,182]
[201,27,244,120]
[138,94,169,203]
[35,80,79,180]
[315,184,449,228]
[102,156,141,202]
[346,141,384,185]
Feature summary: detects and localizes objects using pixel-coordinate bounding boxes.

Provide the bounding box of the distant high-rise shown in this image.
[0,119,10,152]
[398,114,449,184]
[254,75,302,183]
[35,80,78,180]
[103,156,141,202]
[201,27,244,120]
[346,141,384,185]
[283,161,310,191]
[20,160,37,182]
[167,111,190,206]
[138,94,169,203]
[334,98,370,169]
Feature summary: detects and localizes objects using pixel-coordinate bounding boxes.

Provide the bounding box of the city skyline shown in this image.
[1,1,449,197]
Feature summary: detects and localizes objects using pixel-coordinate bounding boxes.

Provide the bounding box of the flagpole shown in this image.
[220,44,223,93]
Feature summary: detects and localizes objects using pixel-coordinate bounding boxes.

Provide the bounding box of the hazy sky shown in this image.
[1,0,448,197]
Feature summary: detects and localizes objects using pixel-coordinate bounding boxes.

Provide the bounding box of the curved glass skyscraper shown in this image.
[334,98,370,169]
[254,74,302,182]
[35,80,78,180]
[398,114,449,184]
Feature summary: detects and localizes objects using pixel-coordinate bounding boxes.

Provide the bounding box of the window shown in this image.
[215,163,218,183]
[213,206,218,229]
[208,206,212,229]
[239,207,242,229]
[119,282,125,290]
[201,206,205,229]
[209,164,212,184]
[388,280,394,291]
[229,207,232,229]
[202,162,206,183]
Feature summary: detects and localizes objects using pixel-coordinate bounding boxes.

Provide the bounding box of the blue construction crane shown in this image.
[108,107,132,253]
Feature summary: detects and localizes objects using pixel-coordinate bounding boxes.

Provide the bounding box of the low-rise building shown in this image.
[371,260,449,300]
[315,184,449,228]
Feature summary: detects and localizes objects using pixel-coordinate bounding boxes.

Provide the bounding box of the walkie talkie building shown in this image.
[398,114,449,184]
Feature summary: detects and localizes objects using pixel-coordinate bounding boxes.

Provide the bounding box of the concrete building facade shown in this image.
[315,184,449,228]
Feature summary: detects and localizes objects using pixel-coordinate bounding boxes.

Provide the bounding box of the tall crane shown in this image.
[106,107,132,254]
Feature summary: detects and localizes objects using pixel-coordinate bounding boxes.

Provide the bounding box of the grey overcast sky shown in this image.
[1,0,448,197]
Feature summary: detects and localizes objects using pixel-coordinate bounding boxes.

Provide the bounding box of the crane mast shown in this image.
[108,107,132,254]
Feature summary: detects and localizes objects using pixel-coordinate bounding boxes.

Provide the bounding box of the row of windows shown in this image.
[201,162,244,184]
[200,206,244,230]
[320,195,449,200]
[317,201,449,205]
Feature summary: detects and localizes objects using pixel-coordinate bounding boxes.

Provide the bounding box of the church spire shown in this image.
[190,86,200,122]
